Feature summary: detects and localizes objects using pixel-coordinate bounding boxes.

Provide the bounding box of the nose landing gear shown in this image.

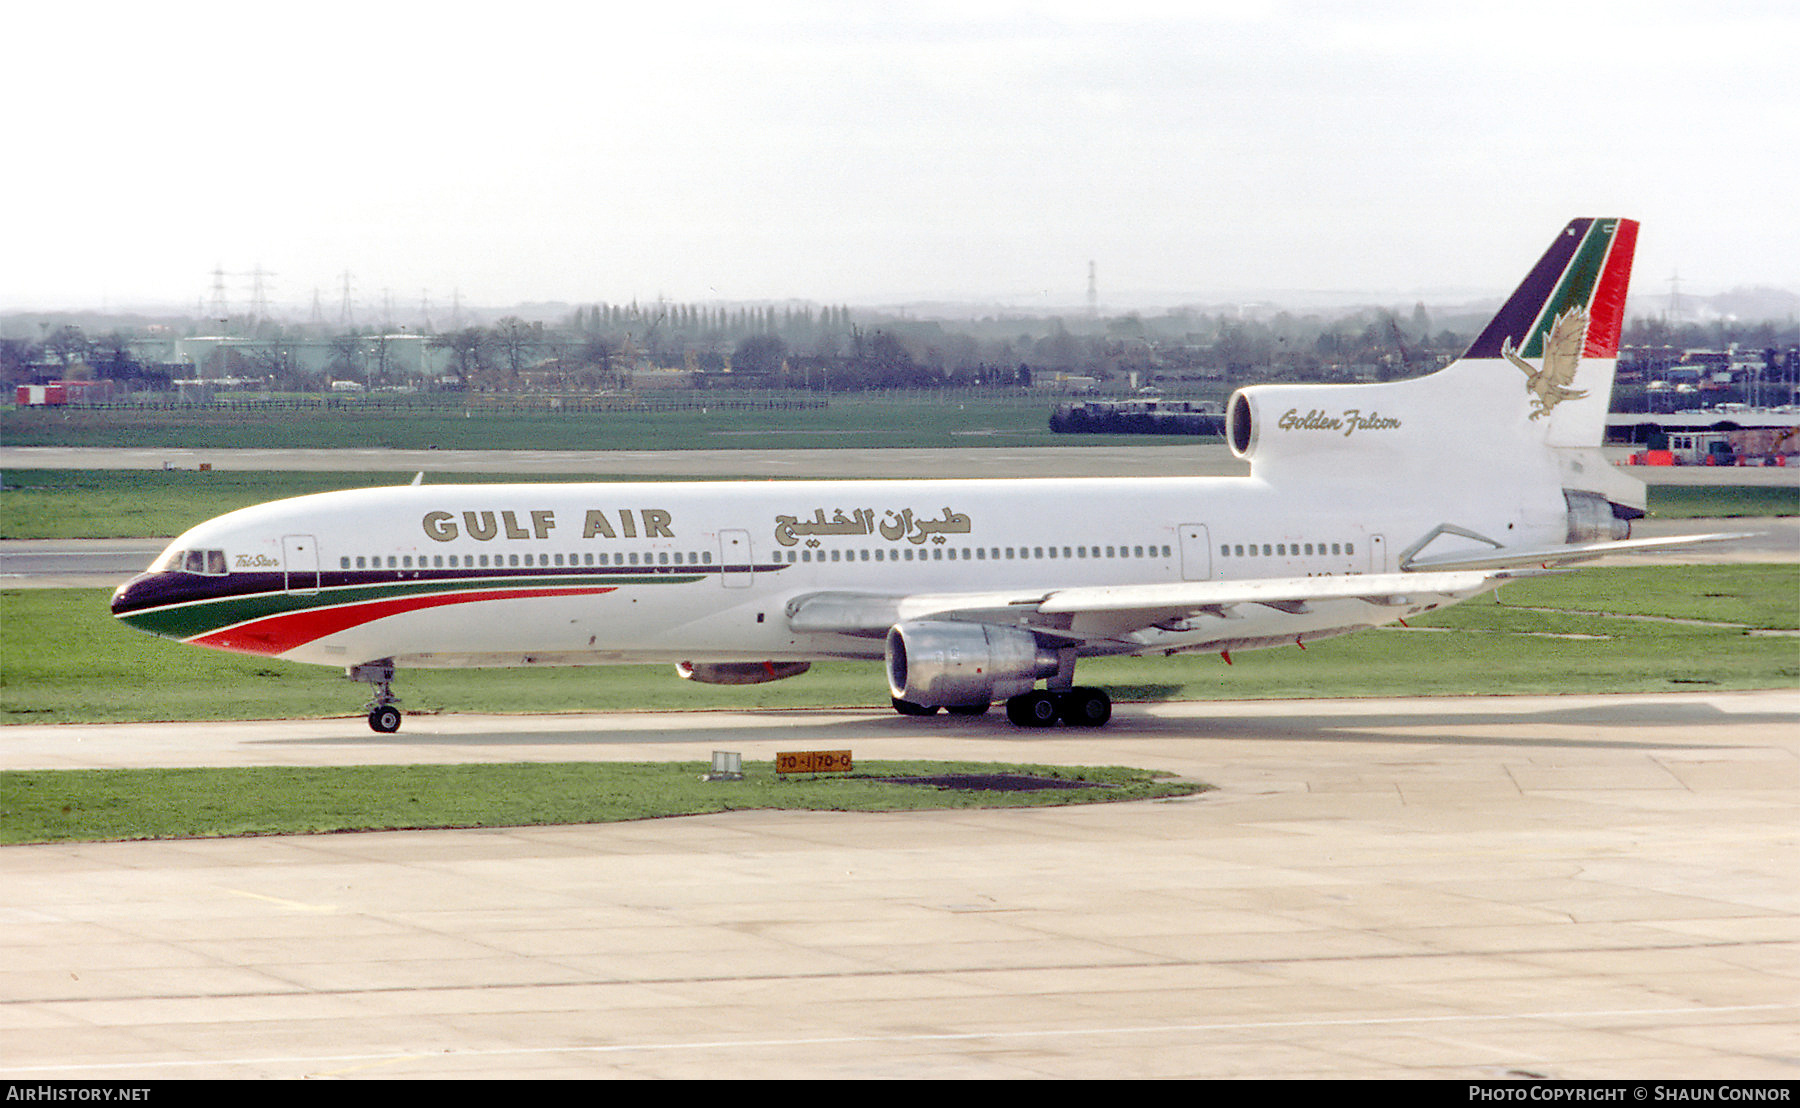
[348,660,402,733]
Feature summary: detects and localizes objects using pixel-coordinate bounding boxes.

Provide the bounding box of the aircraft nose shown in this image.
[111,576,141,616]
[111,572,161,618]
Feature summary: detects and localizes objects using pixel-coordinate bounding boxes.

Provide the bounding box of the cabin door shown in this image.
[1178,524,1212,581]
[282,534,320,595]
[719,529,753,588]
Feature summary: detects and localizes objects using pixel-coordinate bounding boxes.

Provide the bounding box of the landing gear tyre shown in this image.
[1058,687,1112,728]
[368,705,402,733]
[945,702,991,716]
[891,697,940,716]
[1006,691,1060,728]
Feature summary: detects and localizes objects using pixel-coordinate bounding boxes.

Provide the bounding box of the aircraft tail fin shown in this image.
[1463,217,1639,453]
[1225,217,1644,519]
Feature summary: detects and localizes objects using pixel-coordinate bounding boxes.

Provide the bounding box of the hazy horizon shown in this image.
[9,3,1796,316]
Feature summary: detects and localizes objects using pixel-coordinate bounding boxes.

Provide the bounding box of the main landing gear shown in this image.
[892,687,1112,728]
[349,660,402,733]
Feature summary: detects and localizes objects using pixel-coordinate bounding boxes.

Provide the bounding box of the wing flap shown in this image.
[1403,532,1751,572]
[1036,570,1507,614]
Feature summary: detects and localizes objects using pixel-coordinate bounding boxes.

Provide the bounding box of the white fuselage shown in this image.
[127,465,1556,670]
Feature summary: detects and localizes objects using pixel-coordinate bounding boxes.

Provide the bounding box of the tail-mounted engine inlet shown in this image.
[1564,490,1632,544]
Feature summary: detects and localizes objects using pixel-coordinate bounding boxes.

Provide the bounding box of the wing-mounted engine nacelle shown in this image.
[1564,490,1632,543]
[885,620,1060,708]
[676,661,813,685]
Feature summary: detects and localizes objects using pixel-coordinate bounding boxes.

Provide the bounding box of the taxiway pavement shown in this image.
[4,691,1796,1079]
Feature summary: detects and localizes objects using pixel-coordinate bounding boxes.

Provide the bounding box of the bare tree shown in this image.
[429,328,491,391]
[490,317,536,389]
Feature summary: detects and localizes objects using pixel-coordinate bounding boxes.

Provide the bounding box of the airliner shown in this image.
[111,219,1736,732]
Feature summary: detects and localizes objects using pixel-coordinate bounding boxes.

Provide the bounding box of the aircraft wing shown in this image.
[1402,531,1752,572]
[784,569,1525,642]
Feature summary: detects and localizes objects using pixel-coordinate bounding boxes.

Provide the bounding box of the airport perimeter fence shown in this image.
[40,394,833,415]
[13,382,1228,415]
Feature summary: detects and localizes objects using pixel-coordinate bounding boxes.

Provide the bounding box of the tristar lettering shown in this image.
[424,509,673,542]
[1278,408,1402,437]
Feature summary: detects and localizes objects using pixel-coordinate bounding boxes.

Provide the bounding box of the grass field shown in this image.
[0,761,1208,845]
[3,468,1792,540]
[4,566,1794,726]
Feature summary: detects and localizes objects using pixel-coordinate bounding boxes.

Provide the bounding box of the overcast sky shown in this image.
[7,0,1796,315]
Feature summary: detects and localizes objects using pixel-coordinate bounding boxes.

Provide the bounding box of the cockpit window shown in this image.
[160,549,229,576]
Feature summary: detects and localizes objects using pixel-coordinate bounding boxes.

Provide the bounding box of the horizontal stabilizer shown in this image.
[1402,532,1751,572]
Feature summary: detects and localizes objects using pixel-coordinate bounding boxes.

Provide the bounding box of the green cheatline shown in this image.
[119,571,701,641]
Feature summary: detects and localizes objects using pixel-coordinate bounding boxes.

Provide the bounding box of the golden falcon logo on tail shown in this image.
[1500,306,1591,420]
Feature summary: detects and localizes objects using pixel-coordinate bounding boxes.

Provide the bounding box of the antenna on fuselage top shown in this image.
[410,472,424,486]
